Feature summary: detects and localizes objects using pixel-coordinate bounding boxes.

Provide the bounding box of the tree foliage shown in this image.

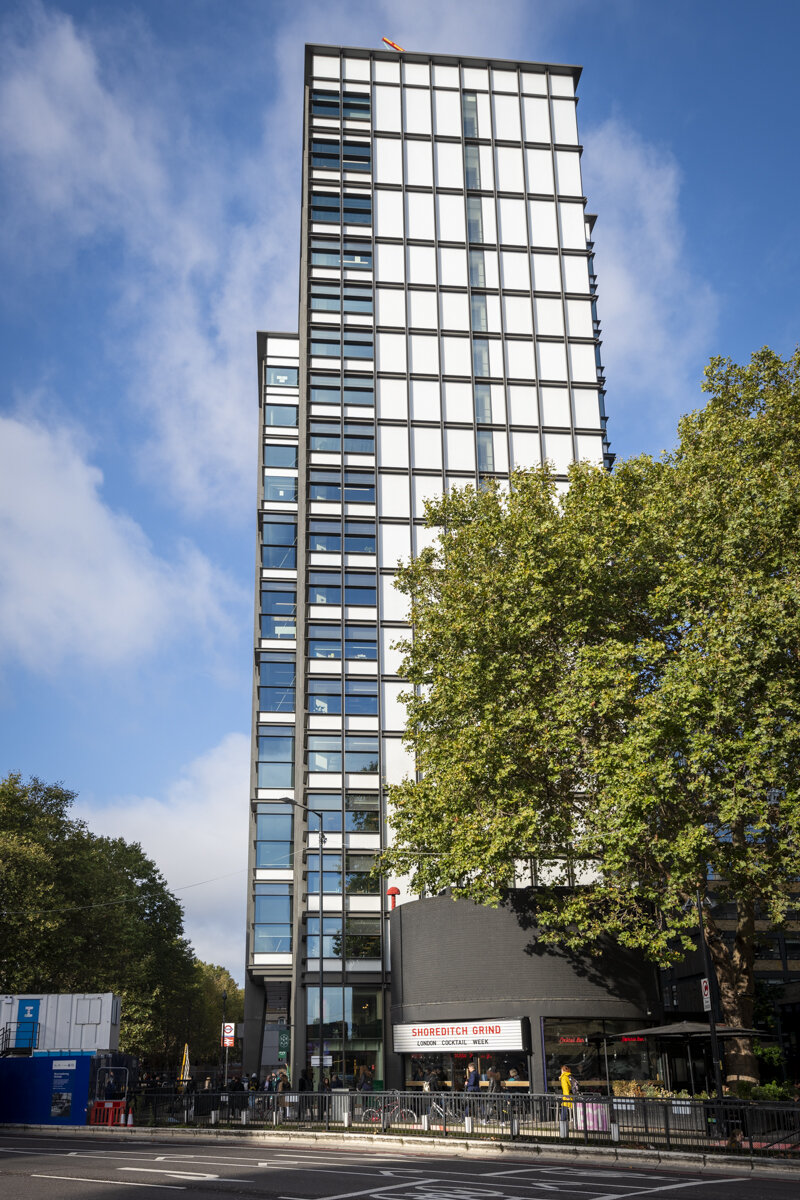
[0,772,239,1067]
[382,349,800,1083]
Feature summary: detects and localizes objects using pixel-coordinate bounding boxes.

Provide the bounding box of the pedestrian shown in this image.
[425,1067,439,1093]
[465,1062,480,1092]
[298,1067,313,1118]
[277,1070,291,1121]
[330,1072,343,1090]
[559,1065,575,1116]
[359,1070,373,1093]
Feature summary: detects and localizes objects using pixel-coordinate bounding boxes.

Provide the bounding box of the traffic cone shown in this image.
[127,1110,134,1127]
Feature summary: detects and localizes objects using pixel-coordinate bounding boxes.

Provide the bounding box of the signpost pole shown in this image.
[696,887,724,1101]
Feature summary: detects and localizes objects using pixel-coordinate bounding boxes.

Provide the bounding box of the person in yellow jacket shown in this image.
[559,1065,574,1110]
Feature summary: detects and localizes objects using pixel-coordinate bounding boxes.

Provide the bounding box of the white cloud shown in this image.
[580,119,719,449]
[75,733,250,982]
[0,1,539,519]
[0,412,241,672]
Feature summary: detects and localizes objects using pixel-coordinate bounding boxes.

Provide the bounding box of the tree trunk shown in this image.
[705,897,759,1086]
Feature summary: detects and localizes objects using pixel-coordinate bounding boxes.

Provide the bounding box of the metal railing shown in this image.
[0,1021,40,1055]
[126,1088,800,1158]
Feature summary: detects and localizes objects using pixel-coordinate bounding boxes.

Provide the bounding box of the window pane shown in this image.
[462,92,478,138]
[255,895,291,923]
[471,294,488,332]
[468,250,486,288]
[265,404,298,427]
[309,638,342,659]
[256,763,294,788]
[264,443,298,469]
[266,366,298,386]
[477,429,495,472]
[264,475,298,502]
[474,383,492,423]
[253,926,292,952]
[255,840,293,867]
[465,143,481,189]
[472,338,490,377]
[467,196,484,243]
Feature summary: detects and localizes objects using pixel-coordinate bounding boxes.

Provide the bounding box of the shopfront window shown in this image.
[306,986,383,1089]
[542,1018,656,1094]
[404,1051,529,1091]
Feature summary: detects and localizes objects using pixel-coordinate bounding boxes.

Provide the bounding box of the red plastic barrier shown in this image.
[89,1100,126,1126]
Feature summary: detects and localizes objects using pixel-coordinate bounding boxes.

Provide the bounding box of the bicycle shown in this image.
[360,1091,417,1126]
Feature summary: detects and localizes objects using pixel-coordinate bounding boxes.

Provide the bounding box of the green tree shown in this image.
[189,961,244,1065]
[0,773,199,1067]
[382,349,800,1086]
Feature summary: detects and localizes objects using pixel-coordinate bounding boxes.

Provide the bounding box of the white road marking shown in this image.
[120,1167,240,1181]
[594,1179,748,1200]
[31,1174,184,1190]
[281,1177,441,1200]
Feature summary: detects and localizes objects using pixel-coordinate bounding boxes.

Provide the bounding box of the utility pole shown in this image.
[696,887,724,1101]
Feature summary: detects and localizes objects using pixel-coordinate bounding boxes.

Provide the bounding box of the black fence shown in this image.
[125,1089,800,1158]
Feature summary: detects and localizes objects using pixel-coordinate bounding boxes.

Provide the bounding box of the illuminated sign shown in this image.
[393,1020,524,1053]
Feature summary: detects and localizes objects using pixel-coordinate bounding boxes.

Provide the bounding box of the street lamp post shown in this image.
[221,989,229,1087]
[288,800,326,1089]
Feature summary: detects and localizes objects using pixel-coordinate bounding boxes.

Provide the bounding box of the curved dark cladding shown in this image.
[387,892,659,1088]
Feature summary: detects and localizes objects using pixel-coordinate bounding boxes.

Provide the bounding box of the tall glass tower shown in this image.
[242,43,611,1087]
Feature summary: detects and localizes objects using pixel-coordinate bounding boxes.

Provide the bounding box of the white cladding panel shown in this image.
[576,434,605,466]
[555,150,583,196]
[440,290,469,331]
[344,57,370,81]
[436,193,466,243]
[505,339,536,379]
[374,137,402,184]
[313,55,339,78]
[441,335,472,376]
[544,431,574,474]
[376,331,407,373]
[409,333,440,374]
[538,341,568,381]
[495,146,524,193]
[411,425,443,470]
[408,289,438,329]
[562,255,591,293]
[406,191,435,240]
[375,189,404,238]
[500,249,531,291]
[376,377,408,420]
[373,84,402,132]
[405,139,433,187]
[410,378,441,420]
[526,148,555,194]
[489,339,505,378]
[445,426,476,472]
[503,295,533,336]
[381,680,407,730]
[407,244,436,285]
[573,389,602,428]
[479,144,495,190]
[382,735,414,783]
[540,387,572,427]
[380,574,409,621]
[492,69,519,93]
[559,201,587,249]
[380,628,405,676]
[511,430,542,468]
[492,93,521,141]
[375,241,405,283]
[403,87,432,135]
[379,521,412,568]
[403,61,430,85]
[532,252,561,292]
[508,385,539,426]
[442,380,473,422]
[412,473,444,517]
[378,471,410,517]
[435,140,463,187]
[552,98,579,144]
[529,200,559,247]
[522,96,551,142]
[438,247,468,288]
[534,296,565,337]
[433,64,459,87]
[376,286,406,327]
[433,88,462,136]
[570,341,599,383]
[377,425,409,469]
[497,196,527,246]
[566,298,594,338]
[373,58,400,84]
[476,92,492,139]
[550,74,576,97]
[462,66,489,89]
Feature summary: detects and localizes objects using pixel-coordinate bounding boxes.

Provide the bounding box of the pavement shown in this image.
[1,1131,799,1200]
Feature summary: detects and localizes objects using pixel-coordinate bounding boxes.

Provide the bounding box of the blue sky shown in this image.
[1,0,798,980]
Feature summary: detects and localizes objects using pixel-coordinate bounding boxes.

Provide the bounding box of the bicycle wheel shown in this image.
[394,1107,417,1123]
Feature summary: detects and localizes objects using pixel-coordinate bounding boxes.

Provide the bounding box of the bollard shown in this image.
[421,1114,429,1132]
[510,1115,520,1138]
[610,1120,620,1142]
[210,1110,219,1125]
[343,1111,352,1128]
[559,1106,569,1139]
[464,1115,473,1134]
[241,1110,249,1125]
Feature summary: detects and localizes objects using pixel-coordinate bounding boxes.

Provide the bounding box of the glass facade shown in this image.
[245,44,613,1086]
